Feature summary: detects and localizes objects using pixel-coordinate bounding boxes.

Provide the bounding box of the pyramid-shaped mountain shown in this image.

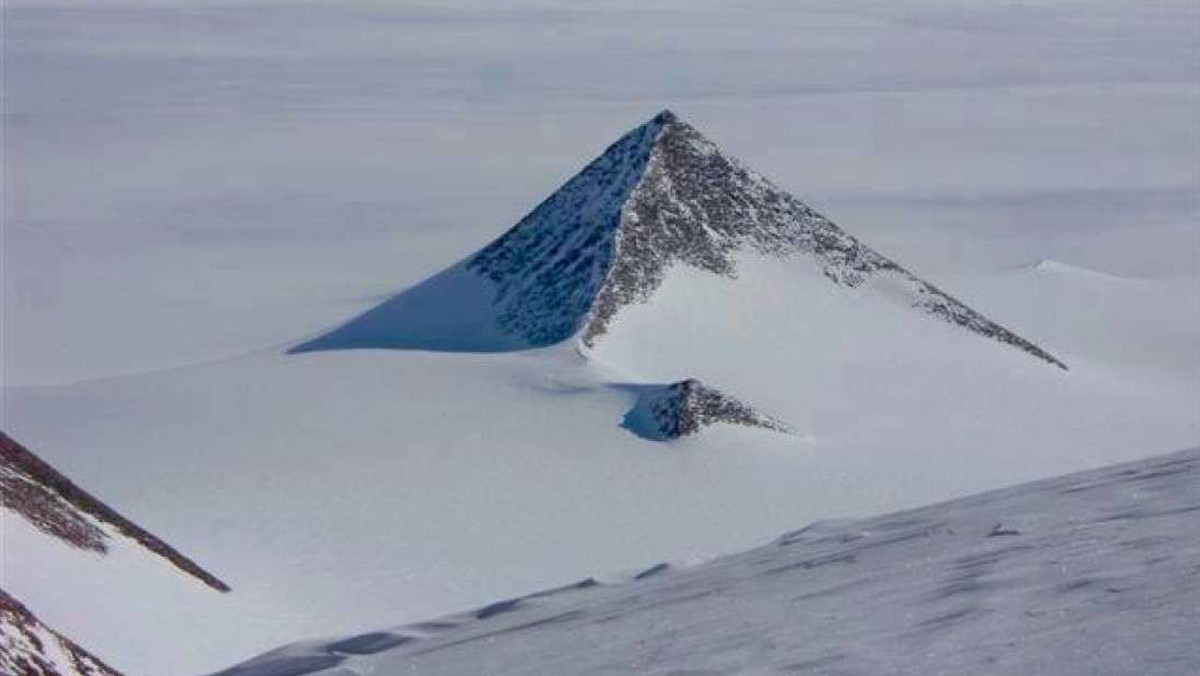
[293,110,1065,369]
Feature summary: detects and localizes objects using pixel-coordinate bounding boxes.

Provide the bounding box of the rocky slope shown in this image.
[0,590,123,676]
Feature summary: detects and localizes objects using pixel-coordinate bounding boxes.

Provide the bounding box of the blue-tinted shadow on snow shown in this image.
[613,383,675,442]
[288,263,531,355]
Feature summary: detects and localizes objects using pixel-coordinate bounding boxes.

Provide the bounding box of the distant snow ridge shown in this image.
[298,109,1064,369]
[630,379,790,440]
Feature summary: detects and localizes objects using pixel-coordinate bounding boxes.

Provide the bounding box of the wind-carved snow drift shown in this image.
[293,110,1065,369]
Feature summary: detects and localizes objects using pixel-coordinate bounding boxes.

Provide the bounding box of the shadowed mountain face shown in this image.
[292,110,1064,369]
[290,112,664,354]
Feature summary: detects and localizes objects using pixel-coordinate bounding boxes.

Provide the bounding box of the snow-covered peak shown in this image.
[295,110,1065,369]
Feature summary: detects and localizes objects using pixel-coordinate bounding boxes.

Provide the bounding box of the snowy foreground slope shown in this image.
[4,110,1197,676]
[217,446,1200,676]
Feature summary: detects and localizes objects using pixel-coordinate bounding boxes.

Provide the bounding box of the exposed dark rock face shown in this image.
[643,379,790,439]
[467,115,664,346]
[582,110,897,345]
[0,454,108,554]
[467,109,1065,368]
[0,431,230,592]
[0,589,123,676]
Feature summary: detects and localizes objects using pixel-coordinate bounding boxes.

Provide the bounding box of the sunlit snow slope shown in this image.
[215,446,1200,676]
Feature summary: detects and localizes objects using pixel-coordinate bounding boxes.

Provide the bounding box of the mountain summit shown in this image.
[294,110,1065,369]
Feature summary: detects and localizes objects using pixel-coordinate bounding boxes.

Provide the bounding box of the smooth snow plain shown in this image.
[3,1,1198,674]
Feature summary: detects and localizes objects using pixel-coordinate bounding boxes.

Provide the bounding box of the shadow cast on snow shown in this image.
[611,383,676,442]
[288,263,531,355]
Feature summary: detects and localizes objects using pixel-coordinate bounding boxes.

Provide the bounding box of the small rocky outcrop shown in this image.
[627,379,790,440]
